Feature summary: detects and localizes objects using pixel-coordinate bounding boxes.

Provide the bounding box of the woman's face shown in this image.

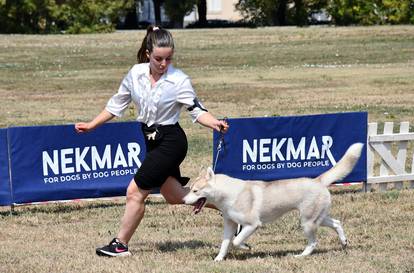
[147,47,174,75]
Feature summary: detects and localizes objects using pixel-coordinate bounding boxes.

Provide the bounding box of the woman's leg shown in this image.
[160,176,217,210]
[117,179,151,244]
[160,176,189,204]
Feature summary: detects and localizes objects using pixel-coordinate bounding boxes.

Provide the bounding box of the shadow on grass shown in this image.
[157,240,214,252]
[230,249,297,260]
[230,246,345,260]
[329,183,365,194]
[0,201,126,216]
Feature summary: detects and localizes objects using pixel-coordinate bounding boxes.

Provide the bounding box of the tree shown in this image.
[236,0,290,26]
[326,0,414,25]
[163,0,196,28]
[382,0,414,24]
[293,0,307,26]
[275,0,288,25]
[196,0,207,25]
[0,0,134,34]
[0,0,59,33]
[236,0,333,26]
[152,0,164,25]
[289,0,327,26]
[326,0,400,25]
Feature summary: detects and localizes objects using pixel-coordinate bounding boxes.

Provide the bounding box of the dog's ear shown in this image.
[206,166,215,180]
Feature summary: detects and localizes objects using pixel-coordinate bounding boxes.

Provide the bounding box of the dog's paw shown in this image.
[214,256,225,262]
[236,242,252,251]
[341,239,349,254]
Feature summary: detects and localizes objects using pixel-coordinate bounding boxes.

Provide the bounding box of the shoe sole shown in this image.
[96,249,132,257]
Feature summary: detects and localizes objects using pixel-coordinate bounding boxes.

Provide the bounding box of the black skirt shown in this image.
[134,123,189,190]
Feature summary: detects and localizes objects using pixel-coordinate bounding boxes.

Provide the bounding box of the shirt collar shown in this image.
[163,65,176,84]
[143,63,176,84]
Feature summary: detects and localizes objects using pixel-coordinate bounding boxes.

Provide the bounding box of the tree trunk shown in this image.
[152,0,163,25]
[275,0,288,26]
[294,0,307,26]
[174,17,184,28]
[197,0,207,25]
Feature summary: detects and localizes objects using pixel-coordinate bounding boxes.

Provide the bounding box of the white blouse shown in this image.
[105,63,207,127]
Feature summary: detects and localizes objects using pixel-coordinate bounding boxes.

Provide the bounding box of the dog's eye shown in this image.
[193,189,198,193]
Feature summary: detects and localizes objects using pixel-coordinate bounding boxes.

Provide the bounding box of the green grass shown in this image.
[1,25,414,272]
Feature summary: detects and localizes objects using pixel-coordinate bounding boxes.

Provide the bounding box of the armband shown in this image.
[187,98,208,112]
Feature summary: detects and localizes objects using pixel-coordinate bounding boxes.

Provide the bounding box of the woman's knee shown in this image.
[126,179,149,203]
[160,177,188,205]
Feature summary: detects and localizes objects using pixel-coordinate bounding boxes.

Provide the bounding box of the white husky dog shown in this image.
[183,143,363,261]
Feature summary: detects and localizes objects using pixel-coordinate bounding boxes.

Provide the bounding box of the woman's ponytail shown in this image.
[136,25,174,64]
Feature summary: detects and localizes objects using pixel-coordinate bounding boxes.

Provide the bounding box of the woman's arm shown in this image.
[196,112,229,133]
[75,109,115,133]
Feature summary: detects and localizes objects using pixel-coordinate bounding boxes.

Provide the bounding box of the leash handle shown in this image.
[213,117,228,172]
[217,117,228,149]
[218,116,228,133]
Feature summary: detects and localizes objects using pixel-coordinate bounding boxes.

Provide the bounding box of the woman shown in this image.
[75,26,228,257]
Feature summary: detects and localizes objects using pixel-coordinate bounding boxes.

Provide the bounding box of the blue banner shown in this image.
[0,128,12,205]
[8,122,145,204]
[213,112,367,183]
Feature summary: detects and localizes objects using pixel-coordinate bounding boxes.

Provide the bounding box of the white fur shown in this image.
[183,143,363,261]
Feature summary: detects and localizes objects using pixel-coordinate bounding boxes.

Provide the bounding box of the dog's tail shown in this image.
[317,143,364,187]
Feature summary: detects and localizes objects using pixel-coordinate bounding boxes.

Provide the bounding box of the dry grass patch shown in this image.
[1,26,414,126]
[1,190,413,273]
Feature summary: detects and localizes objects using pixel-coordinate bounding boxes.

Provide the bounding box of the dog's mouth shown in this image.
[193,197,207,214]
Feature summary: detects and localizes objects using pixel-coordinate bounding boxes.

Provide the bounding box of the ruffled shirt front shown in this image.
[105,63,206,127]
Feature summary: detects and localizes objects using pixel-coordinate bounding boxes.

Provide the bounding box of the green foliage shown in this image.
[0,0,134,34]
[327,0,414,25]
[236,0,280,26]
[236,0,414,26]
[383,0,414,24]
[236,0,330,26]
[0,0,58,33]
[328,0,382,25]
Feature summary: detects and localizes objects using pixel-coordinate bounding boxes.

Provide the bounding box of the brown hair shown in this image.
[137,25,175,63]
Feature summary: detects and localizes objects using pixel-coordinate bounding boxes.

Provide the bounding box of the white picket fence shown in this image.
[365,121,414,191]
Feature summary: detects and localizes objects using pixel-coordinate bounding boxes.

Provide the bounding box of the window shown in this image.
[207,0,222,13]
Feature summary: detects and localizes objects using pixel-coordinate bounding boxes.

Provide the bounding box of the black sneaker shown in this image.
[96,238,132,257]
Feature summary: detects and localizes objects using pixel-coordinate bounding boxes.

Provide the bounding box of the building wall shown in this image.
[206,0,242,21]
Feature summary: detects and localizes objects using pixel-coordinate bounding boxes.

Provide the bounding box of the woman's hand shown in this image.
[74,110,115,134]
[196,112,229,133]
[75,122,93,133]
[216,119,229,133]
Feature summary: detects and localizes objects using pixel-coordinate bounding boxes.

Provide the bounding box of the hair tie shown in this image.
[153,26,160,31]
